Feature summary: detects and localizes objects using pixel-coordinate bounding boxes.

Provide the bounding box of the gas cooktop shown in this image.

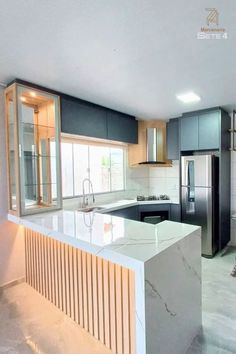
[136,195,170,201]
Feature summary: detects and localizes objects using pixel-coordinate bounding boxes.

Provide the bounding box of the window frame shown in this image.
[61,136,127,199]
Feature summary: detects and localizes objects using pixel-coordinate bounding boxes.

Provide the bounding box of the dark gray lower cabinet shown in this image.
[107,204,182,223]
[170,204,181,222]
[107,206,139,221]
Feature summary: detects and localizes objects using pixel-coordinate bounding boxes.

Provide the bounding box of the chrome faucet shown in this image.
[82,178,95,208]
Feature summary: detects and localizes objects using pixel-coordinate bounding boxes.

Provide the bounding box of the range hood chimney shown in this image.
[139,127,166,164]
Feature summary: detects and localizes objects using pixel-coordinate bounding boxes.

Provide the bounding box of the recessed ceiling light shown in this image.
[20,96,26,102]
[176,92,201,103]
[30,91,36,97]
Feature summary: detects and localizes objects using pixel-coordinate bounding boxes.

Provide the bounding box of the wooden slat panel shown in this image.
[39,233,44,296]
[68,246,75,321]
[28,230,33,287]
[44,235,49,300]
[24,230,29,283]
[109,262,117,353]
[77,249,84,327]
[122,268,130,354]
[48,237,52,302]
[116,264,123,354]
[97,257,105,344]
[61,243,66,313]
[50,239,54,303]
[64,245,70,316]
[30,230,35,288]
[129,271,136,354]
[37,233,42,295]
[87,253,94,336]
[103,260,111,349]
[92,255,99,340]
[57,240,63,311]
[73,247,79,324]
[52,239,57,307]
[82,251,89,331]
[24,228,136,354]
[33,232,38,291]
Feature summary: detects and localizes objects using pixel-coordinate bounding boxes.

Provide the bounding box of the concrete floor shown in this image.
[0,248,236,354]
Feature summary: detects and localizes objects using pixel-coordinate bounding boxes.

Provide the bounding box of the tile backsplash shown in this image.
[63,159,180,209]
[149,161,179,202]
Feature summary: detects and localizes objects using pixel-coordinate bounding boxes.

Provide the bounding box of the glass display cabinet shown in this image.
[5,82,62,216]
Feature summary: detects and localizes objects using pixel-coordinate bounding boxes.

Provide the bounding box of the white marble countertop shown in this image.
[89,198,178,213]
[8,209,199,270]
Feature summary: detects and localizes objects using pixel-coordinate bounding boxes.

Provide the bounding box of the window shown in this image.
[61,140,125,198]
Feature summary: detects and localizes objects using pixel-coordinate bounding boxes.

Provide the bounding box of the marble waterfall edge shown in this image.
[144,229,202,354]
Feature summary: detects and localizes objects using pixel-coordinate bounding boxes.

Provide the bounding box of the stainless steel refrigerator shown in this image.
[181,155,219,257]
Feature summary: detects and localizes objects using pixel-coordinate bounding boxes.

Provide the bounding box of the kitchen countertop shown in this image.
[8,209,201,354]
[83,198,179,213]
[8,209,198,269]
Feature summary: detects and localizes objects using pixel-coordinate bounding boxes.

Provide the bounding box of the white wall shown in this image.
[0,86,25,287]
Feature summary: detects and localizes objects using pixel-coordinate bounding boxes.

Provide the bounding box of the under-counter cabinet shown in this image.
[5,83,62,216]
[170,204,181,222]
[106,206,139,221]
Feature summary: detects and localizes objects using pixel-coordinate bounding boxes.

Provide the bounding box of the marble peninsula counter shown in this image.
[9,210,201,354]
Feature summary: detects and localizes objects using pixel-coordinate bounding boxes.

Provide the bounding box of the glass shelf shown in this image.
[21,122,56,129]
[5,82,62,216]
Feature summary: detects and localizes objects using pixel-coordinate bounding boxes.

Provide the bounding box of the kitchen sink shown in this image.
[77,206,104,213]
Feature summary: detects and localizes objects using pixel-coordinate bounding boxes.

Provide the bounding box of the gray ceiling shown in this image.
[1,0,236,120]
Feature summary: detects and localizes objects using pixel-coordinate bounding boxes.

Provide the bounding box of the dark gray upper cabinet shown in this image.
[198,111,220,150]
[166,118,179,160]
[61,96,107,139]
[180,109,222,152]
[180,115,198,151]
[107,110,138,144]
[61,95,138,143]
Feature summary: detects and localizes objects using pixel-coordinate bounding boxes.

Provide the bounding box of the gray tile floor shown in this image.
[187,247,236,354]
[0,248,236,354]
[0,283,112,354]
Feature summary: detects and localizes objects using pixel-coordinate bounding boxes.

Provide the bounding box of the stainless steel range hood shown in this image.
[139,127,166,164]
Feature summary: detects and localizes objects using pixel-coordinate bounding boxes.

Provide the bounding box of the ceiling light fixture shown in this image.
[30,91,36,97]
[20,96,27,102]
[176,92,201,103]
